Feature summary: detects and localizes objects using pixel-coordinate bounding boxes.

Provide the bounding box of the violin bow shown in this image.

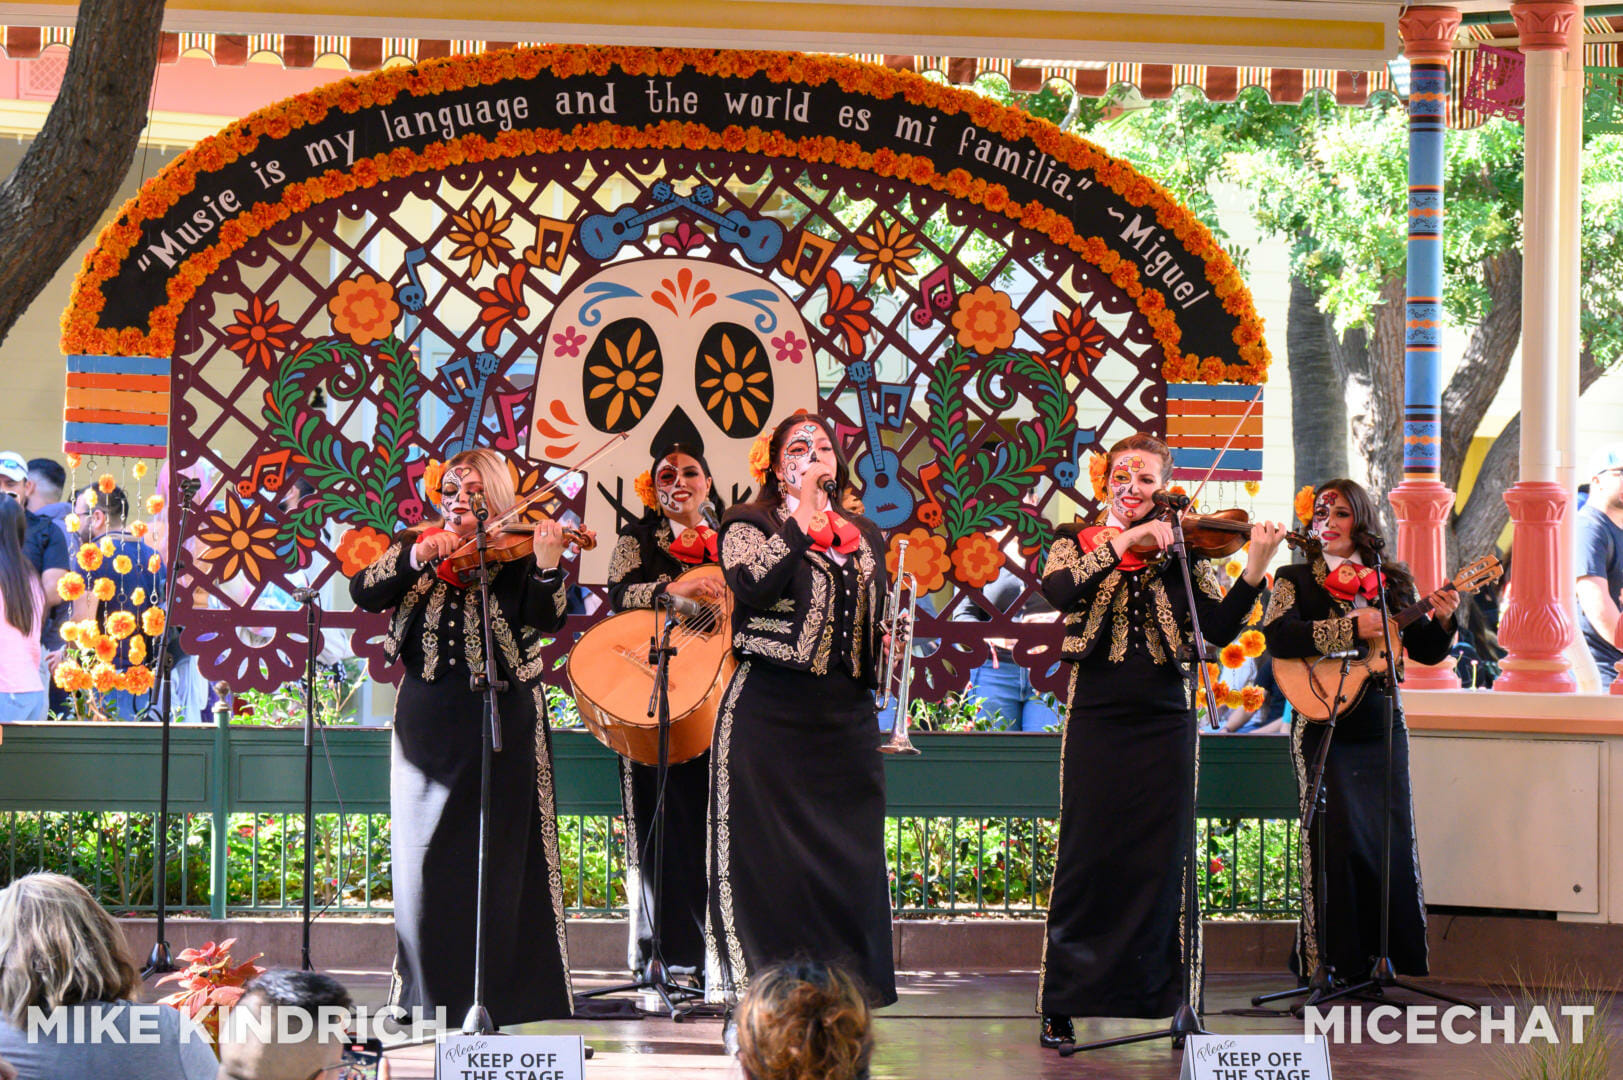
[444,431,628,558]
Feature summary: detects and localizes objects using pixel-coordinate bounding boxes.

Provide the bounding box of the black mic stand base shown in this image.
[461,1004,496,1036]
[143,942,175,977]
[1059,1002,1206,1056]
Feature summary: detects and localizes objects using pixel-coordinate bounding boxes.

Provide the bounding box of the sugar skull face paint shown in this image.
[776,421,832,496]
[439,465,482,531]
[1108,452,1158,523]
[1311,488,1356,557]
[654,452,709,518]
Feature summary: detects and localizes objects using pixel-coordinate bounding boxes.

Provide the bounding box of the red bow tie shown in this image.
[1324,561,1382,604]
[669,525,718,565]
[807,512,861,555]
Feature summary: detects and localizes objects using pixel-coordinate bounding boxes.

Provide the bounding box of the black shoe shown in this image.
[1040,1014,1074,1049]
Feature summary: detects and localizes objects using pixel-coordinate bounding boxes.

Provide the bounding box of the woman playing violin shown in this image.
[349,447,581,1025]
[1036,434,1285,1047]
[1262,479,1456,990]
[603,439,728,986]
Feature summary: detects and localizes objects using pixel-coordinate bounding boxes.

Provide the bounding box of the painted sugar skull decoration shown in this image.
[530,255,817,581]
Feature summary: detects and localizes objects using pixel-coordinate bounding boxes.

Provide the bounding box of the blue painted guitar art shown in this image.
[846,359,916,528]
[579,181,784,265]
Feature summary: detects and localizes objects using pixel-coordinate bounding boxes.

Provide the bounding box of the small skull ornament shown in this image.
[529,256,818,582]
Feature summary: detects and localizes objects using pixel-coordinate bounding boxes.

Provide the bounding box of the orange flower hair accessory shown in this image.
[1294,485,1316,526]
[748,434,773,485]
[1088,452,1109,502]
[634,470,659,511]
[421,459,445,502]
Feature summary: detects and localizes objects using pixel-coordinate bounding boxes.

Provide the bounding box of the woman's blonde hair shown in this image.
[429,448,518,526]
[0,873,140,1026]
[736,961,873,1080]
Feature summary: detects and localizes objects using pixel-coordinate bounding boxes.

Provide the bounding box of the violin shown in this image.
[1128,504,1316,560]
[434,520,598,587]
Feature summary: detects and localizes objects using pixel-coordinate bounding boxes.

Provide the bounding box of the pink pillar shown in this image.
[1390,5,1461,690]
[1498,0,1581,693]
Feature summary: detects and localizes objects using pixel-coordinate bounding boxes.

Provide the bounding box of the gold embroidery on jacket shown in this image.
[1311,616,1355,656]
[1264,578,1296,626]
[361,543,403,589]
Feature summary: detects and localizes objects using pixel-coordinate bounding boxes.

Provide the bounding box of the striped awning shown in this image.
[1,18,1618,129]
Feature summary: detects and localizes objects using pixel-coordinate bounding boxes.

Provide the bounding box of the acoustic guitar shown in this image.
[568,564,736,766]
[1273,554,1502,722]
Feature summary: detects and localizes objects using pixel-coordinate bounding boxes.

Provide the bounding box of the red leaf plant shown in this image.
[155,938,266,1047]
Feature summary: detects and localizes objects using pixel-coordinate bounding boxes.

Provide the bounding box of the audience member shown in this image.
[23,461,69,535]
[0,499,45,724]
[71,483,163,721]
[952,567,1059,732]
[1576,446,1623,684]
[0,454,67,613]
[0,873,217,1080]
[735,961,873,1080]
[217,968,355,1080]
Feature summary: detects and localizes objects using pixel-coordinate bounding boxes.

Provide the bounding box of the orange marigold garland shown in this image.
[124,665,156,696]
[54,661,90,693]
[92,578,116,602]
[105,611,138,640]
[76,544,103,573]
[142,607,167,638]
[1219,642,1247,669]
[58,573,86,602]
[1239,629,1266,658]
[1240,685,1268,712]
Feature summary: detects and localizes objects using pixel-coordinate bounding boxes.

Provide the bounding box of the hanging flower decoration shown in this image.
[147,554,161,574]
[124,665,156,696]
[1244,480,1261,497]
[57,573,86,602]
[1220,642,1247,669]
[748,435,773,485]
[65,452,81,470]
[128,635,148,667]
[1293,485,1319,526]
[92,635,118,663]
[60,621,83,646]
[1239,629,1266,658]
[133,462,149,480]
[951,285,1018,356]
[113,554,133,575]
[327,273,399,346]
[197,497,280,583]
[98,474,117,494]
[819,269,873,357]
[148,495,165,515]
[53,661,90,693]
[105,611,138,640]
[1240,685,1268,712]
[91,662,121,694]
[446,200,514,276]
[223,297,297,371]
[1088,453,1110,503]
[99,537,117,558]
[142,608,166,638]
[84,490,97,509]
[131,587,147,605]
[65,513,80,533]
[335,526,392,578]
[634,470,659,511]
[474,262,530,349]
[853,217,921,291]
[697,329,771,436]
[131,521,149,539]
[1040,306,1107,378]
[949,533,1005,589]
[93,578,116,602]
[886,528,951,593]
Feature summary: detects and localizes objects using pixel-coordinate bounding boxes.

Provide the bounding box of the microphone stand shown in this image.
[1250,651,1357,1012]
[1063,507,1214,1054]
[463,499,507,1036]
[1296,542,1469,1011]
[299,587,321,972]
[143,474,201,979]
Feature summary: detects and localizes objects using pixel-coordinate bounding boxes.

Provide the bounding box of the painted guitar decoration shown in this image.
[579,181,785,265]
[442,350,501,455]
[845,358,915,528]
[1274,554,1503,722]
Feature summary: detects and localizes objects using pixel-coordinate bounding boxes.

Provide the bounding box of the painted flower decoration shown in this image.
[748,435,773,485]
[950,533,1006,589]
[93,578,116,602]
[1040,306,1107,378]
[1240,685,1268,712]
[1294,485,1316,526]
[335,526,392,578]
[634,470,659,511]
[475,262,530,349]
[1220,642,1247,669]
[1239,629,1266,658]
[697,328,771,436]
[1088,452,1110,503]
[446,200,514,276]
[586,325,660,431]
[53,661,89,693]
[223,297,296,371]
[98,473,117,494]
[552,325,586,359]
[198,497,279,583]
[819,269,873,357]
[770,330,807,365]
[57,573,85,602]
[951,285,1018,356]
[854,217,921,291]
[124,665,156,696]
[105,611,137,640]
[886,527,951,593]
[142,608,166,638]
[328,273,400,346]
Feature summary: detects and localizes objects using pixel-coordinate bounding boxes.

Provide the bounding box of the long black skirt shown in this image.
[1039,654,1201,1019]
[1290,699,1428,982]
[620,751,711,975]
[706,660,897,1007]
[390,674,572,1026]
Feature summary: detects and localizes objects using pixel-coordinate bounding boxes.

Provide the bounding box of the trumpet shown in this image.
[878,537,922,756]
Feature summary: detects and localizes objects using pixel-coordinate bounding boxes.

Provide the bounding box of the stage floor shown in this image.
[335,970,1614,1079]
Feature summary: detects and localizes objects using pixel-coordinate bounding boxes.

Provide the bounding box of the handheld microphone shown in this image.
[1152,490,1191,511]
[819,477,839,499]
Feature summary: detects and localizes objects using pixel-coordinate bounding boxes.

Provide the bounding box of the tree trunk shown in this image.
[1450,346,1607,566]
[1440,248,1523,494]
[1285,273,1349,492]
[1346,276,1408,537]
[0,0,167,346]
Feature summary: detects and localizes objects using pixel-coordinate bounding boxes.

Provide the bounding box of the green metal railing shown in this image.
[0,719,1301,919]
